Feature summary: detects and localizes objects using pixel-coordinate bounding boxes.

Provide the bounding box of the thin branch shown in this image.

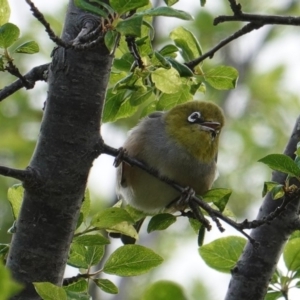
[228,0,242,15]
[0,166,33,182]
[5,61,34,89]
[126,36,144,69]
[215,13,300,26]
[25,0,67,47]
[185,22,263,70]
[0,63,49,101]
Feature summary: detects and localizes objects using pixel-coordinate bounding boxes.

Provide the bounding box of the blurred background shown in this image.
[1,0,300,299]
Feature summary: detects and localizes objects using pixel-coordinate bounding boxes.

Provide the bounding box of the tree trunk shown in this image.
[225,116,300,300]
[6,1,113,299]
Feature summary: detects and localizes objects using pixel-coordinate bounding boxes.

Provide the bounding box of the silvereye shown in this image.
[116,100,225,215]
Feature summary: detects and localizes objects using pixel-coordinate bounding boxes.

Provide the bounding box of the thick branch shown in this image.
[0,63,49,101]
[225,115,300,300]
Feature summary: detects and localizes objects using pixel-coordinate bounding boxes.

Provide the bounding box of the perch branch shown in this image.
[102,143,273,244]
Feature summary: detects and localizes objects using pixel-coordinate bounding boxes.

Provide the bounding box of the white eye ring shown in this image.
[188,111,201,123]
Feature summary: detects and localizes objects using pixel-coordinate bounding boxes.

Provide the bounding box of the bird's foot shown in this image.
[113,147,126,167]
[166,186,195,210]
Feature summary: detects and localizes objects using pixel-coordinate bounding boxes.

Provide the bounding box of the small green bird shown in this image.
[116,101,224,242]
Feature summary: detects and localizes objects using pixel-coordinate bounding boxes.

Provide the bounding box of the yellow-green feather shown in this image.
[164,101,224,163]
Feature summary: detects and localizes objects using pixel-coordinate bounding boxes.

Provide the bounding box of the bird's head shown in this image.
[164,101,225,162]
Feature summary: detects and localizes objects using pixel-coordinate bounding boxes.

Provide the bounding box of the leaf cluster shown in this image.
[75,0,238,122]
[0,0,39,72]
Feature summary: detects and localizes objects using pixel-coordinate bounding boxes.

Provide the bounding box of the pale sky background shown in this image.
[8,1,300,299]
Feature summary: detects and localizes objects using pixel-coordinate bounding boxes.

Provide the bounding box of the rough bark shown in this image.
[225,116,300,300]
[6,1,113,299]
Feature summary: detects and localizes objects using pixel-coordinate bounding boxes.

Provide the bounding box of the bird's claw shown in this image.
[114,147,126,167]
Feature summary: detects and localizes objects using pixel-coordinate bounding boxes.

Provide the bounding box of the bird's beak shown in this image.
[200,121,221,132]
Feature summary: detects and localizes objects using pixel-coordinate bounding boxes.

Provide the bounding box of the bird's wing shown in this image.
[118,161,130,188]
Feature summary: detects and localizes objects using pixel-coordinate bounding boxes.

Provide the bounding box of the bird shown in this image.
[116,100,225,242]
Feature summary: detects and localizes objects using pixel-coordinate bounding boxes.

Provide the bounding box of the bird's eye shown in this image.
[188,111,201,123]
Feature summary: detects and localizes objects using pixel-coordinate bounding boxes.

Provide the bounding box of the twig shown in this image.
[5,61,34,89]
[0,166,34,182]
[125,36,144,69]
[25,0,67,47]
[185,22,263,70]
[215,13,300,26]
[228,0,242,15]
[0,63,49,101]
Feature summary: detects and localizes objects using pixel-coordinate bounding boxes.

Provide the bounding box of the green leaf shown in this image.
[7,184,24,220]
[199,236,246,273]
[93,279,118,294]
[81,189,91,222]
[151,67,182,93]
[103,244,163,276]
[204,66,238,90]
[258,154,300,178]
[129,88,153,106]
[166,57,194,77]
[65,291,89,300]
[91,207,135,228]
[115,15,143,37]
[200,0,206,7]
[0,0,10,26]
[34,282,67,300]
[283,237,300,271]
[137,7,192,20]
[73,234,110,246]
[104,30,119,53]
[113,53,135,71]
[147,213,176,233]
[68,243,105,268]
[262,181,280,197]
[85,245,105,266]
[14,41,39,54]
[170,26,202,66]
[202,188,232,212]
[198,225,205,247]
[0,23,20,48]
[73,0,109,18]
[271,184,285,200]
[0,244,9,260]
[152,51,171,68]
[164,0,179,6]
[68,244,89,268]
[142,280,187,300]
[140,101,157,117]
[124,204,148,222]
[189,218,201,234]
[0,261,23,300]
[156,85,192,110]
[0,56,4,71]
[110,0,149,14]
[264,291,283,300]
[102,89,126,122]
[159,44,178,57]
[63,279,88,293]
[107,221,138,239]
